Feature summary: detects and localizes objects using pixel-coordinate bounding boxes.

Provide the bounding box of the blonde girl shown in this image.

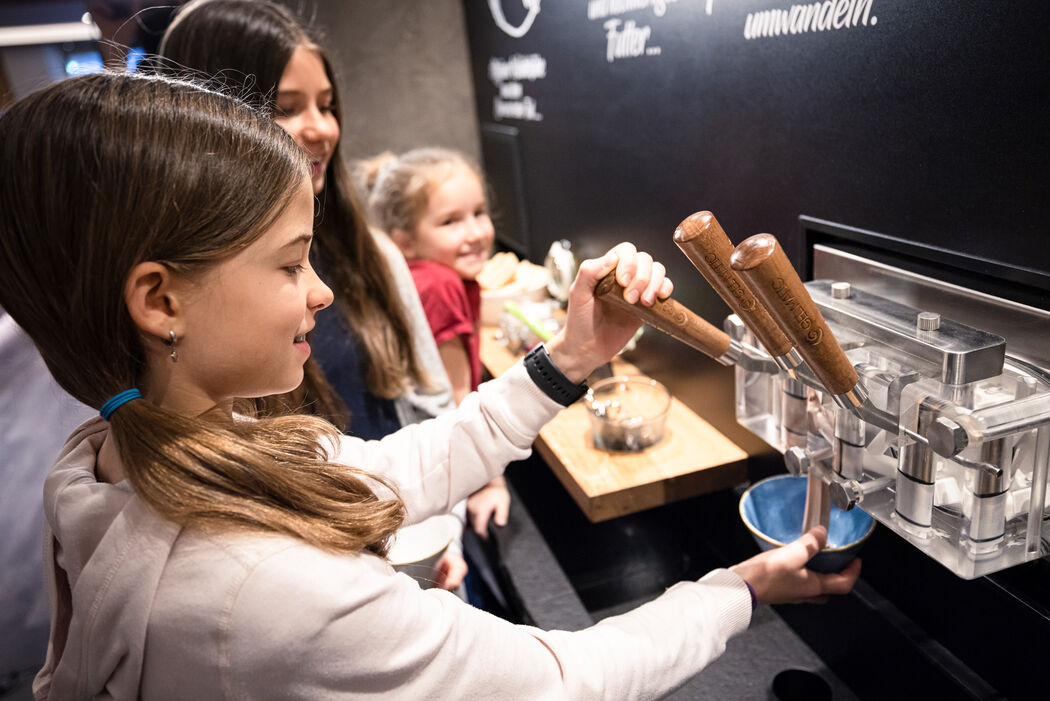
[367,148,494,404]
[364,147,517,538]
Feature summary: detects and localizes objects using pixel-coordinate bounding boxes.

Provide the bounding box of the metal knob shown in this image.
[831,281,852,299]
[917,311,941,331]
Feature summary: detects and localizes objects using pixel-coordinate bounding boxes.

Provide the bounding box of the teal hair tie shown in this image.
[99,389,142,420]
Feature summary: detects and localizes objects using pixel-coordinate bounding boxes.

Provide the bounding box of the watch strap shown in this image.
[523,343,588,407]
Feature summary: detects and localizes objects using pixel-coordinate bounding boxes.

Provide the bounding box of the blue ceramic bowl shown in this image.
[740,474,875,573]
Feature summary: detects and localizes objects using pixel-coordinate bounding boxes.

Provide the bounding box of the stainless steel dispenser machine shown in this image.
[598,211,1050,579]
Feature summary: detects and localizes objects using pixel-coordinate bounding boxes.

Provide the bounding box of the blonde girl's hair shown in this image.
[159,0,428,413]
[351,150,398,203]
[363,147,487,241]
[0,72,403,555]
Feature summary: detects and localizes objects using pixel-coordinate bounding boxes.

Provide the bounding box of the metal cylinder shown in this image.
[834,407,866,480]
[781,377,807,450]
[917,311,941,331]
[895,397,949,531]
[966,490,1006,555]
[831,281,852,299]
[899,436,935,484]
[975,440,1009,496]
[895,457,935,530]
[963,439,1010,552]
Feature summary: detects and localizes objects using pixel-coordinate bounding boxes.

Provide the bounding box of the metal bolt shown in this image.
[829,476,893,511]
[927,415,968,457]
[785,446,809,476]
[829,480,862,512]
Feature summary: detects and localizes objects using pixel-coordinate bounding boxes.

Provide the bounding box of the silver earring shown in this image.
[164,330,179,363]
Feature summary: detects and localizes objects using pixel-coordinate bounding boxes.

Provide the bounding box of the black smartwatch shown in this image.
[523,343,588,406]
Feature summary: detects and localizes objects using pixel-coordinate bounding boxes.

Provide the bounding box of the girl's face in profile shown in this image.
[401,167,494,281]
[168,180,333,412]
[274,45,339,195]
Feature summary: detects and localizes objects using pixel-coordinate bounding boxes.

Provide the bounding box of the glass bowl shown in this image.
[585,376,671,452]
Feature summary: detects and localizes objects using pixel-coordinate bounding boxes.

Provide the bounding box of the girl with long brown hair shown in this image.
[157,0,452,437]
[0,72,857,700]
[155,0,480,592]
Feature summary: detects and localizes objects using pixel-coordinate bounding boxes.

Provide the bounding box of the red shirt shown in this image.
[408,260,482,391]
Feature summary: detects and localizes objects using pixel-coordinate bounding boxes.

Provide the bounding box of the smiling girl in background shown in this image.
[365,148,495,404]
[363,148,513,538]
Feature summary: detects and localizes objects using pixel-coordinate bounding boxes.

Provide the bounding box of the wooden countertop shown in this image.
[481,327,748,522]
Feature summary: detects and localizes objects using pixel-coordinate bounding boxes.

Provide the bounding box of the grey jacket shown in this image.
[371,228,457,427]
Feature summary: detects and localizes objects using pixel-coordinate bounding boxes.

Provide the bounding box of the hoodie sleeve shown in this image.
[222,544,752,700]
[331,361,561,526]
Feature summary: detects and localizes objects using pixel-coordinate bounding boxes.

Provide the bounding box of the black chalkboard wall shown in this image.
[463,2,1049,699]
[463,0,1048,303]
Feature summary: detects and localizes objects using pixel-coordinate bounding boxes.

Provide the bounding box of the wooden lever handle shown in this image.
[730,234,858,395]
[594,271,731,360]
[674,212,794,358]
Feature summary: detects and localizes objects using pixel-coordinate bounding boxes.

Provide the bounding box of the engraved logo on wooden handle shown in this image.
[703,252,757,311]
[771,277,823,345]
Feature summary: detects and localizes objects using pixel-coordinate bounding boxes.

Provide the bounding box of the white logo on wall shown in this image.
[743,0,877,40]
[488,0,542,38]
[487,1,545,121]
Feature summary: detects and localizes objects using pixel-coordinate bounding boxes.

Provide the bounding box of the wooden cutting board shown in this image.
[481,328,748,522]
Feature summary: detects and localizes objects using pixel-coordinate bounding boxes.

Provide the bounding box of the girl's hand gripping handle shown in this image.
[594,271,731,361]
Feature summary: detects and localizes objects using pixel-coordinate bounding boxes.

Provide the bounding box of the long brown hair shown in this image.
[0,72,403,554]
[158,0,427,422]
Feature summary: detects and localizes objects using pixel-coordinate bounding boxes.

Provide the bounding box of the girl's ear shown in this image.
[124,262,182,340]
[390,228,417,259]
